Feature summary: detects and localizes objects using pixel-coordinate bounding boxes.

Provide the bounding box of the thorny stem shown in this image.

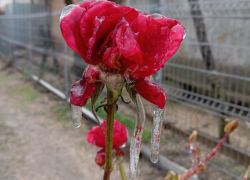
[103,83,124,180]
[190,146,197,172]
[103,103,116,180]
[119,160,127,180]
[180,131,230,180]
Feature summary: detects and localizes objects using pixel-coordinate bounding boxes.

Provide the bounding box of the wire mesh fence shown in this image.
[0,1,249,180]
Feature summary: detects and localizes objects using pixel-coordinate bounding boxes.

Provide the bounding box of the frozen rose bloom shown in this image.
[60,0,184,109]
[87,120,127,166]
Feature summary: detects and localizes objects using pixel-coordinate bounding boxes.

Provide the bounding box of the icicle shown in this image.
[151,106,165,163]
[129,95,146,180]
[183,28,186,39]
[71,105,82,128]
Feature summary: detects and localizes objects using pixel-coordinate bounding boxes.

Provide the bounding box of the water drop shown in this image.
[129,95,146,180]
[154,53,159,60]
[151,106,165,163]
[183,28,186,39]
[60,4,75,22]
[71,105,82,128]
[161,27,167,35]
[121,142,126,148]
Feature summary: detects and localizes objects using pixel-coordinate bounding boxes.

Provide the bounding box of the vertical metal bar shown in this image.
[155,69,162,86]
[63,41,69,99]
[63,40,69,100]
[11,1,15,66]
[126,0,131,7]
[28,20,33,69]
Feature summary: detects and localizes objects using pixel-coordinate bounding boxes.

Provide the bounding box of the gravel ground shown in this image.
[0,64,166,180]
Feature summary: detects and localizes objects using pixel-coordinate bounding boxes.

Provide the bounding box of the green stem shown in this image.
[103,83,124,180]
[119,161,126,180]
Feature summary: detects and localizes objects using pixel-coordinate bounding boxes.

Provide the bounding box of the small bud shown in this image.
[194,147,204,157]
[224,119,238,132]
[164,171,180,180]
[196,163,207,173]
[224,118,231,123]
[196,157,201,164]
[189,130,197,144]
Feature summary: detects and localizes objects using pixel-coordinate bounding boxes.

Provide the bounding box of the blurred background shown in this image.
[0,0,250,180]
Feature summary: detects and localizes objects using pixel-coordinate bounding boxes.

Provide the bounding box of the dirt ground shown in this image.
[0,65,166,180]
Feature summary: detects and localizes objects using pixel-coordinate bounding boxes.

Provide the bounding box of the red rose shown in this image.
[87,120,127,166]
[60,0,184,109]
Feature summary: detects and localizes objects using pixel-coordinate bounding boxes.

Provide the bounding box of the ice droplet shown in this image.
[78,0,92,4]
[183,28,186,39]
[121,142,126,148]
[151,106,165,163]
[151,13,164,19]
[71,105,82,128]
[129,95,146,180]
[60,4,75,22]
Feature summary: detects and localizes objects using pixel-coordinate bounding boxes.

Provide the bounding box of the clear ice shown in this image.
[183,28,186,39]
[60,4,75,22]
[129,95,146,180]
[151,106,165,163]
[71,105,82,128]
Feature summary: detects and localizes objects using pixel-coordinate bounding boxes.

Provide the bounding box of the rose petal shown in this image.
[134,77,166,109]
[80,1,142,69]
[95,148,106,166]
[130,15,184,78]
[83,65,100,83]
[60,4,96,64]
[70,66,100,107]
[94,147,125,167]
[87,125,106,147]
[80,1,122,62]
[70,79,95,107]
[116,20,143,71]
[112,120,127,147]
[86,120,127,148]
[101,47,122,70]
[113,147,125,157]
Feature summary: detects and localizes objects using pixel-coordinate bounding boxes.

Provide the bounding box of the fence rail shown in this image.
[0,1,250,179]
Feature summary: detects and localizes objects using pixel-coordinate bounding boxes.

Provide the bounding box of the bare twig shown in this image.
[243,165,250,180]
[164,119,238,180]
[179,119,238,180]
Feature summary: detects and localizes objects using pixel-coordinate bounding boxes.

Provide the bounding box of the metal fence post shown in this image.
[126,0,131,7]
[28,20,33,69]
[63,41,69,100]
[156,69,162,86]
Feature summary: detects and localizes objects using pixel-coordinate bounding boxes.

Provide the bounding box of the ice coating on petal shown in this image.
[151,106,165,163]
[134,77,166,109]
[60,4,75,22]
[116,20,143,72]
[129,14,185,78]
[129,94,146,180]
[78,0,94,4]
[151,13,164,19]
[71,105,82,128]
[70,78,96,107]
[70,65,100,107]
